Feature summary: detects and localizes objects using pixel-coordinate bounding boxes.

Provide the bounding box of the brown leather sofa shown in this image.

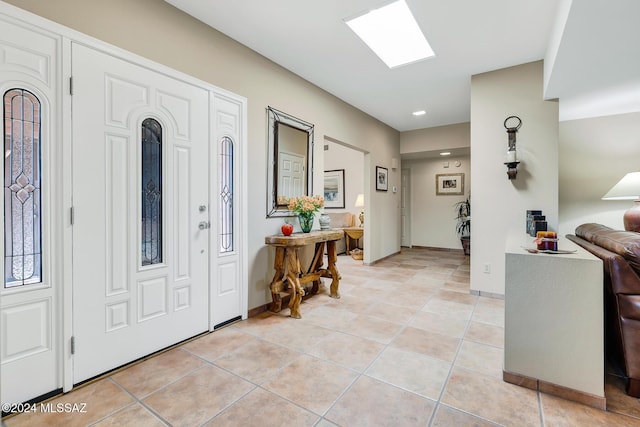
[567,223,640,397]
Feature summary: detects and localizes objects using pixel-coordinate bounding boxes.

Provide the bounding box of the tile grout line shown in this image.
[311,258,446,424]
[101,376,172,427]
[373,254,481,425]
[424,260,509,427]
[176,338,319,424]
[357,252,501,425]
[426,265,475,427]
[538,388,546,427]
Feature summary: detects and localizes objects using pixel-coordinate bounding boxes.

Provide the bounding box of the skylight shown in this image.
[345,0,435,68]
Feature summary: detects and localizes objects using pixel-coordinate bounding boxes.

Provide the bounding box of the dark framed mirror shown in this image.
[266,106,314,217]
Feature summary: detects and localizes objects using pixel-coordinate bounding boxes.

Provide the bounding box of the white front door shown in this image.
[0,19,62,405]
[71,43,209,382]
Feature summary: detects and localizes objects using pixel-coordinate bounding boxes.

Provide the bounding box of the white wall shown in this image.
[6,0,401,311]
[401,122,470,154]
[559,111,640,235]
[323,139,364,218]
[470,61,559,296]
[399,122,471,250]
[403,156,471,249]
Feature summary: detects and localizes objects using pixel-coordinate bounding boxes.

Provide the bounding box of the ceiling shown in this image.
[165,0,640,132]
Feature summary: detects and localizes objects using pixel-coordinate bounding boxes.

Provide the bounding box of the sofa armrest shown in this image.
[568,234,640,295]
[576,223,640,274]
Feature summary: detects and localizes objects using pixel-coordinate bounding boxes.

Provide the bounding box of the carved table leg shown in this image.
[326,240,341,299]
[285,247,304,319]
[345,234,353,255]
[269,247,286,312]
[308,242,326,295]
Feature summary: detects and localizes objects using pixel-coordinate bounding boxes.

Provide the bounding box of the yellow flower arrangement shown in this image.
[287,195,324,215]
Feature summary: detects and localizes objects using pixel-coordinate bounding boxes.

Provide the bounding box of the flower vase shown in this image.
[298,212,315,233]
[319,213,331,230]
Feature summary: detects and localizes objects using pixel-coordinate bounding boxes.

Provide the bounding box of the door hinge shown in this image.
[69,76,73,96]
[70,206,74,225]
[70,336,75,355]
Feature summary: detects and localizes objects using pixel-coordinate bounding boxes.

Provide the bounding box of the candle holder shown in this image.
[503,116,522,180]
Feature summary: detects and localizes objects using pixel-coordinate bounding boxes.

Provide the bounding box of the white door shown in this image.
[209,94,244,329]
[401,168,411,247]
[279,152,305,200]
[71,43,209,382]
[0,19,62,404]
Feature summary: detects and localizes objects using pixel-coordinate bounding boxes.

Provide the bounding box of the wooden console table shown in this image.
[265,230,343,318]
[343,227,364,255]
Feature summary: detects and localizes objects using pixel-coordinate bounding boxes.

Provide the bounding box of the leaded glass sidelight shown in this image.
[141,118,162,265]
[219,136,233,253]
[4,89,42,288]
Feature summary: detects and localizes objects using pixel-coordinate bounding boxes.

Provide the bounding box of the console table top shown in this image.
[265,229,344,247]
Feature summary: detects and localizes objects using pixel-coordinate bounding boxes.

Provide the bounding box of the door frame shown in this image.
[401,168,412,248]
[0,2,248,397]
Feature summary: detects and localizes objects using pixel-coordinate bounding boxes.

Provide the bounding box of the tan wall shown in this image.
[324,141,365,218]
[403,156,471,249]
[470,61,559,295]
[559,111,640,235]
[400,122,470,155]
[4,0,401,310]
[399,122,471,250]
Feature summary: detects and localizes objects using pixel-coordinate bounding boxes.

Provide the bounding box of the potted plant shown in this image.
[454,197,471,255]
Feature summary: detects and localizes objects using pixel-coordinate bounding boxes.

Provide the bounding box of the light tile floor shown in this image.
[4,247,640,426]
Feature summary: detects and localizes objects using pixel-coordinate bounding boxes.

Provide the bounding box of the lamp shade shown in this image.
[602,172,640,200]
[355,193,365,208]
[602,172,640,232]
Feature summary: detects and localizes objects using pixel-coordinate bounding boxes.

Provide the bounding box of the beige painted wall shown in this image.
[559,111,640,235]
[403,156,471,249]
[399,122,471,250]
[401,122,470,155]
[470,61,559,295]
[4,0,401,310]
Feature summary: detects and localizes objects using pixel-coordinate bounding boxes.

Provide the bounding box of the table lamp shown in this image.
[355,193,364,227]
[602,172,640,232]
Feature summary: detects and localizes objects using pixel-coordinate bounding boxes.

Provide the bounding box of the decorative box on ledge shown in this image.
[535,231,558,252]
[526,210,547,237]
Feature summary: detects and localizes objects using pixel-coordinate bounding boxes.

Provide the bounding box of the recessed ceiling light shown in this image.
[440,152,451,156]
[412,110,426,116]
[345,0,435,68]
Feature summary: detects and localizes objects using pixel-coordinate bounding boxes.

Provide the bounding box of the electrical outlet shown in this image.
[483,263,491,274]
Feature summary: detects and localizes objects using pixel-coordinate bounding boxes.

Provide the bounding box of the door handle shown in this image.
[198,221,210,230]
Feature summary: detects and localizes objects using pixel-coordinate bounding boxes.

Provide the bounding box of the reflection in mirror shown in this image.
[266,106,314,217]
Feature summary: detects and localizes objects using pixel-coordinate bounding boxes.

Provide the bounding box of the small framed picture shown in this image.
[436,173,465,195]
[376,166,388,191]
[324,169,345,208]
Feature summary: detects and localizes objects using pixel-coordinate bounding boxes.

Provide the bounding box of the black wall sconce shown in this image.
[503,116,521,179]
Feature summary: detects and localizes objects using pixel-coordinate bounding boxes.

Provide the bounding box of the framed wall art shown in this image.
[436,173,465,195]
[324,169,345,208]
[376,166,388,191]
